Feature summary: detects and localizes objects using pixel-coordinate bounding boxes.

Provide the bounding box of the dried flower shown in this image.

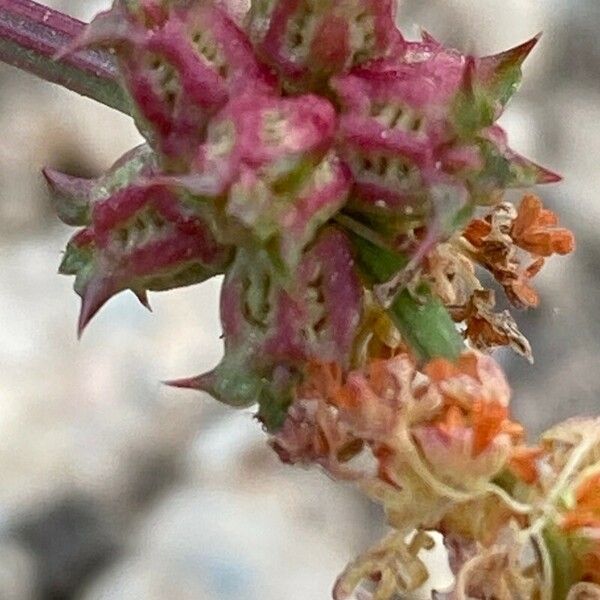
[273,349,536,598]
[512,194,575,257]
[456,289,533,361]
[463,195,574,309]
[567,583,600,600]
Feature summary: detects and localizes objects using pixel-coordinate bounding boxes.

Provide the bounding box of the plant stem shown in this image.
[349,232,465,362]
[0,0,130,113]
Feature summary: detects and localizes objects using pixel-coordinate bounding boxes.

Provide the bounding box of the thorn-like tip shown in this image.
[133,290,152,312]
[41,166,57,186]
[77,301,98,339]
[461,55,478,95]
[42,167,92,196]
[537,168,563,184]
[163,370,215,393]
[54,7,132,60]
[43,167,93,226]
[163,376,203,390]
[482,33,543,70]
[517,32,543,60]
[420,29,441,47]
[77,310,90,340]
[77,278,116,339]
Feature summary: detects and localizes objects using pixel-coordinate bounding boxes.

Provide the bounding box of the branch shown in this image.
[0,0,130,113]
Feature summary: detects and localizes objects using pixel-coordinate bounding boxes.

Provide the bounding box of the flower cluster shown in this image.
[43,0,589,597]
[274,353,600,599]
[50,0,567,420]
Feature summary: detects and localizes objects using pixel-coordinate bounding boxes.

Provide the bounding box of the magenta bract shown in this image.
[222,226,361,368]
[332,33,558,214]
[248,0,402,88]
[172,227,361,422]
[189,91,337,195]
[51,147,231,334]
[48,0,562,429]
[81,0,274,167]
[264,226,362,363]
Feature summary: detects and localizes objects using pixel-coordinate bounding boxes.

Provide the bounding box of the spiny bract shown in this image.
[49,0,560,430]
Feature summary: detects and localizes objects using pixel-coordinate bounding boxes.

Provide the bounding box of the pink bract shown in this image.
[49,0,560,428]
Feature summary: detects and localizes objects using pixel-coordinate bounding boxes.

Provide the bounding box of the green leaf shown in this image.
[350,233,464,362]
[390,286,465,363]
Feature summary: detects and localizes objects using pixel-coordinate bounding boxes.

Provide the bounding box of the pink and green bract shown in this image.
[48,0,559,431]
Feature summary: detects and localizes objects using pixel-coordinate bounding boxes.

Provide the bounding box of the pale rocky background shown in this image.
[0,1,597,598]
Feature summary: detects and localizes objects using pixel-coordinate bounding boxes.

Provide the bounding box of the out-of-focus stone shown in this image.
[10,496,119,599]
[0,542,37,600]
[80,557,216,600]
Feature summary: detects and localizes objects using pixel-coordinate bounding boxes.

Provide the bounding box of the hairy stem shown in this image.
[0,0,129,113]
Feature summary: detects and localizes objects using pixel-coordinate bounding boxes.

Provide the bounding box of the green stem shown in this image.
[0,0,130,113]
[349,232,465,362]
[542,525,577,600]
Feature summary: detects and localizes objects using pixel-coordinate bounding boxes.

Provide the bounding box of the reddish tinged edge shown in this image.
[0,0,129,112]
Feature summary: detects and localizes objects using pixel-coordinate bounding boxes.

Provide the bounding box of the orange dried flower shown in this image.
[471,399,517,457]
[270,361,363,474]
[562,472,600,532]
[412,352,524,490]
[511,194,575,257]
[425,351,510,408]
[429,397,518,459]
[300,361,344,401]
[508,257,545,308]
[507,446,543,484]
[462,195,574,310]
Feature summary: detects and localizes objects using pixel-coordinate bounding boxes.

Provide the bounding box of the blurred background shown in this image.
[0,1,598,598]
